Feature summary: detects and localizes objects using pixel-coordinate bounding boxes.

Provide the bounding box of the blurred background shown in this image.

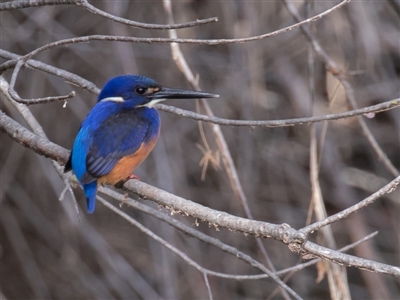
[1,0,399,299]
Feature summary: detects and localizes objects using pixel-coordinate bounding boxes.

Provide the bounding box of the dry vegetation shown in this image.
[1,0,399,299]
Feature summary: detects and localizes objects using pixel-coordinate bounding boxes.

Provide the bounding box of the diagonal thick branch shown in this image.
[1,109,399,277]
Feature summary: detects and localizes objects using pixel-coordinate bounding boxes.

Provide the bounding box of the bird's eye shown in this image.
[135,87,146,95]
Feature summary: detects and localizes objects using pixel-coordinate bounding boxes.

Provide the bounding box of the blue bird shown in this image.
[64,75,218,213]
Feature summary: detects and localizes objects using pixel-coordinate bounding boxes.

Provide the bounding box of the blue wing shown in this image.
[85,110,149,180]
[72,103,160,184]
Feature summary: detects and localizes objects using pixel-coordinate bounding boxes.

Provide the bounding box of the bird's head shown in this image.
[98,75,219,107]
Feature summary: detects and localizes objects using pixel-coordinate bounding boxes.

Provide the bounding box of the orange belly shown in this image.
[98,138,158,185]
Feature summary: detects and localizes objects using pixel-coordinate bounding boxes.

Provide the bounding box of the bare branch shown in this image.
[301,175,400,235]
[0,49,100,94]
[79,0,217,30]
[8,61,75,105]
[101,187,381,281]
[203,273,213,300]
[0,0,218,30]
[161,1,289,298]
[0,0,80,11]
[1,76,82,219]
[302,241,400,277]
[2,50,398,130]
[283,0,399,177]
[98,196,303,300]
[0,109,68,165]
[1,111,399,277]
[0,0,351,72]
[157,99,400,128]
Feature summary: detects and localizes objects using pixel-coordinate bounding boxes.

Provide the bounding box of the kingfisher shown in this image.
[64,75,218,213]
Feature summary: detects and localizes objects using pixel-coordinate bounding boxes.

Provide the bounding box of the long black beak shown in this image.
[151,87,219,100]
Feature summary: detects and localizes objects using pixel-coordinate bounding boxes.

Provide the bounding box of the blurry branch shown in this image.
[78,0,217,30]
[0,76,48,137]
[2,207,51,299]
[100,187,278,280]
[157,99,400,127]
[0,74,347,288]
[0,76,82,218]
[301,174,400,235]
[272,231,380,298]
[98,196,299,300]
[203,274,213,300]
[0,0,79,10]
[101,187,380,280]
[124,175,400,277]
[301,241,399,276]
[162,0,289,299]
[8,61,76,105]
[0,109,67,164]
[0,49,100,94]
[306,10,350,297]
[283,0,400,177]
[1,107,400,277]
[310,126,351,298]
[0,0,218,29]
[4,47,399,127]
[4,50,398,130]
[0,290,7,300]
[0,0,350,72]
[3,47,399,124]
[4,68,261,296]
[101,187,303,288]
[388,0,400,16]
[98,196,217,300]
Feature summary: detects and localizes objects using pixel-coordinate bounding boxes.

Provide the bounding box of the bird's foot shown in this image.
[114,174,140,189]
[128,174,140,181]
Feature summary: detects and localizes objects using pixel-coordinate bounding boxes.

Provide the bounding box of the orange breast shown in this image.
[98,137,158,185]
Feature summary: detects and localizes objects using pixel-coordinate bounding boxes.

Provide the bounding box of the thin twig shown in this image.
[156,99,400,128]
[203,273,213,300]
[0,0,218,30]
[301,174,400,235]
[79,0,217,30]
[8,61,75,105]
[0,49,100,94]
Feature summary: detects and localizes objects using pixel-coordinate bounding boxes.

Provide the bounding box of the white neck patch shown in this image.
[100,97,124,103]
[138,99,166,108]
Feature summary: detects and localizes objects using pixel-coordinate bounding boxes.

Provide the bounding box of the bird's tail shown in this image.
[83,181,98,214]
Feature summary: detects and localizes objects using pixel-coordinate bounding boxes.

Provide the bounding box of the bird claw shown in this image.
[128,174,140,181]
[114,174,140,189]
